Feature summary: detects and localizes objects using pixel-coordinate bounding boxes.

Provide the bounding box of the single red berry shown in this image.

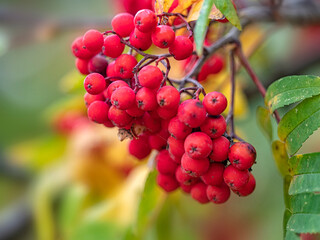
[203,91,228,116]
[123,0,153,15]
[103,119,115,128]
[136,87,158,111]
[184,132,212,159]
[129,28,152,51]
[157,173,179,192]
[200,163,225,186]
[103,35,125,58]
[138,65,163,89]
[106,61,119,81]
[87,101,110,124]
[206,182,230,204]
[223,165,250,190]
[169,36,193,60]
[88,54,108,75]
[111,13,134,37]
[156,106,178,120]
[157,86,180,109]
[126,103,145,117]
[181,153,210,177]
[168,117,192,140]
[180,183,193,193]
[128,134,151,160]
[148,129,169,151]
[228,142,256,170]
[83,29,104,52]
[84,73,106,95]
[84,92,105,107]
[177,99,207,128]
[232,173,256,197]
[105,80,129,99]
[175,166,198,185]
[190,182,210,204]
[206,55,224,74]
[111,87,135,110]
[75,58,90,75]
[167,136,185,159]
[108,105,133,127]
[209,136,230,162]
[200,115,227,139]
[114,54,138,79]
[71,36,95,59]
[151,25,175,48]
[134,9,157,33]
[142,112,161,133]
[156,150,178,176]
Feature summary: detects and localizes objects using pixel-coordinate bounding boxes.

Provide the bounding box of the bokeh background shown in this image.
[0,0,320,239]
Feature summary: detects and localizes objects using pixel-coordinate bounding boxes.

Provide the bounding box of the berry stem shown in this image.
[157,12,193,37]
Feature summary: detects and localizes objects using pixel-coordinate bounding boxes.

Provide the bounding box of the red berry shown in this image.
[83,29,104,52]
[111,87,135,110]
[206,55,224,74]
[184,132,212,159]
[200,115,227,139]
[233,173,256,197]
[87,101,110,124]
[142,112,161,133]
[190,182,210,204]
[151,25,175,48]
[200,163,225,186]
[103,35,125,58]
[138,65,163,89]
[209,136,230,162]
[128,134,151,159]
[129,28,152,51]
[203,91,228,116]
[180,183,193,193]
[123,0,153,15]
[106,61,118,81]
[181,153,210,177]
[134,9,157,33]
[114,54,138,79]
[228,142,256,170]
[84,92,105,107]
[157,86,180,109]
[167,136,185,159]
[169,36,193,60]
[156,150,178,175]
[168,117,192,140]
[105,80,129,99]
[156,107,178,120]
[206,183,230,204]
[108,105,133,127]
[175,166,198,185]
[157,174,179,192]
[177,99,207,128]
[111,13,134,37]
[126,104,145,117]
[223,165,250,190]
[71,36,95,59]
[149,129,169,151]
[75,58,89,75]
[88,54,108,75]
[84,73,106,95]
[136,87,157,111]
[103,119,115,128]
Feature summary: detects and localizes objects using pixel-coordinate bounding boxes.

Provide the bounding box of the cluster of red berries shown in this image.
[71,9,256,204]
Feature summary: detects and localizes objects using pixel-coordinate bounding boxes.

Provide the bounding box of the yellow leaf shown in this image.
[154,0,176,14]
[187,1,223,22]
[171,0,199,14]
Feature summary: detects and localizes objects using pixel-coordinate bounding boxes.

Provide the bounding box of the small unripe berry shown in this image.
[200,115,227,139]
[184,132,212,159]
[203,91,228,116]
[233,173,256,197]
[200,163,225,186]
[103,35,125,58]
[177,99,207,128]
[190,182,210,204]
[108,105,133,127]
[206,182,230,204]
[111,13,135,37]
[111,87,135,110]
[87,101,110,124]
[114,54,138,79]
[134,9,157,33]
[169,36,193,60]
[157,174,179,192]
[83,29,104,52]
[128,134,151,160]
[168,117,192,140]
[138,65,163,89]
[84,73,106,95]
[223,165,250,190]
[181,153,210,177]
[228,142,256,170]
[157,86,180,109]
[156,150,178,176]
[136,87,158,111]
[151,25,175,48]
[209,136,230,162]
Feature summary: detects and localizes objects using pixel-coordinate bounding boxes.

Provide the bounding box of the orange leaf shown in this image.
[154,0,176,14]
[171,0,199,14]
[187,1,223,22]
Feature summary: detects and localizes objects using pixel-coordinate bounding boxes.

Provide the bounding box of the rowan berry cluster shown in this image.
[71,8,256,204]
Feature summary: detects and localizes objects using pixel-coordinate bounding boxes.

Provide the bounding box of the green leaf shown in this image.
[290,193,320,214]
[289,174,320,195]
[287,214,320,233]
[265,75,320,112]
[289,153,320,175]
[70,222,121,240]
[277,95,320,155]
[284,209,293,239]
[194,0,215,55]
[135,170,166,238]
[256,106,273,141]
[272,140,289,177]
[213,0,242,30]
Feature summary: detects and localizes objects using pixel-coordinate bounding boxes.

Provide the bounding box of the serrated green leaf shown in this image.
[289,174,320,195]
[265,75,320,112]
[289,153,320,175]
[272,140,289,177]
[287,214,320,233]
[194,0,215,55]
[256,106,273,141]
[290,193,320,214]
[213,0,241,30]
